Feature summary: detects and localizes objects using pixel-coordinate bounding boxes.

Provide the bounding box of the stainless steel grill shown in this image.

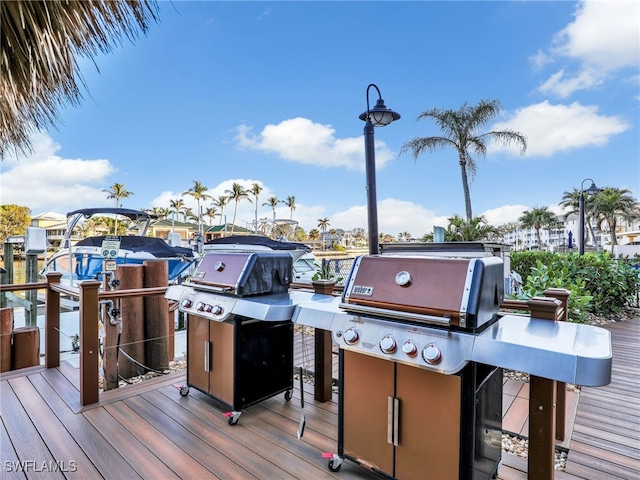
[293,251,613,479]
[166,251,304,425]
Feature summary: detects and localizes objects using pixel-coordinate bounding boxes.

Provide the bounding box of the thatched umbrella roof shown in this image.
[1,0,158,159]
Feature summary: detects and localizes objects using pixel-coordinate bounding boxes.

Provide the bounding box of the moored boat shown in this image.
[42,207,198,283]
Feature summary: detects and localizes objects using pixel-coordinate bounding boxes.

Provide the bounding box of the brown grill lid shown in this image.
[341,255,503,328]
[190,251,292,296]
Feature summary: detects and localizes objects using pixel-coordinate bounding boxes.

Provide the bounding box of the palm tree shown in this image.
[445,215,496,241]
[102,183,133,234]
[204,207,218,226]
[1,1,158,159]
[250,183,263,234]
[182,181,211,233]
[317,218,330,250]
[262,196,280,220]
[103,182,133,208]
[518,206,558,249]
[212,196,228,224]
[559,188,598,247]
[591,187,639,253]
[225,183,251,234]
[281,195,297,220]
[169,198,186,223]
[401,99,527,221]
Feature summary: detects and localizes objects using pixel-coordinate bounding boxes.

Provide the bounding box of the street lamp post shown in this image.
[578,178,601,255]
[359,84,400,255]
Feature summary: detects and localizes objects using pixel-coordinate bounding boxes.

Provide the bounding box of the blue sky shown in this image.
[3,0,639,238]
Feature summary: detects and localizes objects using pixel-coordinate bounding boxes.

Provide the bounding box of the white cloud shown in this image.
[481,205,529,227]
[234,117,395,171]
[491,101,629,157]
[0,133,115,213]
[537,0,639,97]
[329,199,449,239]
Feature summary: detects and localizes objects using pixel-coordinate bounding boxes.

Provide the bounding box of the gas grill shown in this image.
[166,251,307,425]
[292,252,612,479]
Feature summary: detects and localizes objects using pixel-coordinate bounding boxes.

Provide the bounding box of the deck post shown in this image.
[79,279,101,405]
[527,296,563,480]
[314,328,332,402]
[45,272,62,368]
[543,288,570,442]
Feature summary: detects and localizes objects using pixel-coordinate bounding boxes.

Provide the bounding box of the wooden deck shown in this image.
[1,319,638,479]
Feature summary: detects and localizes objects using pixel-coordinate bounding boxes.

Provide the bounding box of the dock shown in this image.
[1,319,638,479]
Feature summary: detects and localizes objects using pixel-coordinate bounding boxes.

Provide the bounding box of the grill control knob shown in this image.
[211,305,223,316]
[195,302,206,312]
[180,299,192,308]
[343,328,359,345]
[204,304,213,313]
[402,340,417,356]
[422,343,442,365]
[380,336,397,354]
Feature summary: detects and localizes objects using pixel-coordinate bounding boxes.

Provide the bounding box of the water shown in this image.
[2,258,45,284]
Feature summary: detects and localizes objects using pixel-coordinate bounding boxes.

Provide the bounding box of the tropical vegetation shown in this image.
[401,99,527,221]
[510,250,640,322]
[1,0,159,159]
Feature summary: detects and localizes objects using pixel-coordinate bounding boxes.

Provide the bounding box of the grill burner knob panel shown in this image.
[380,336,397,354]
[422,343,442,365]
[343,328,359,345]
[402,340,417,356]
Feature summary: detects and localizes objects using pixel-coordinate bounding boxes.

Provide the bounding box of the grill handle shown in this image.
[204,341,211,372]
[387,397,400,446]
[340,303,451,327]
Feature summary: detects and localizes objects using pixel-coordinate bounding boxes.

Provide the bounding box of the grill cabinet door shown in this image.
[342,349,395,474]
[187,314,210,392]
[395,363,461,480]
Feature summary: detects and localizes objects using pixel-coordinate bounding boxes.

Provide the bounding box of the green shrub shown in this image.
[510,250,640,322]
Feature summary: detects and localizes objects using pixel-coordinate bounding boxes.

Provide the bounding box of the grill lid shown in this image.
[341,255,504,329]
[189,251,292,296]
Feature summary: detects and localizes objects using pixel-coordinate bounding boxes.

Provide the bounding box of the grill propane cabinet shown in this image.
[166,251,307,425]
[292,253,613,480]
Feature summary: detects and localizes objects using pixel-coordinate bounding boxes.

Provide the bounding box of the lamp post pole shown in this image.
[359,84,400,255]
[578,178,600,255]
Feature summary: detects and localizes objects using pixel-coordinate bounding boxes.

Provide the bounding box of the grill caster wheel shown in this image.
[179,386,189,396]
[284,390,292,401]
[328,460,341,472]
[228,416,239,426]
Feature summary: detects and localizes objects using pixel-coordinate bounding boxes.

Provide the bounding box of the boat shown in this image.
[42,207,198,284]
[203,235,321,284]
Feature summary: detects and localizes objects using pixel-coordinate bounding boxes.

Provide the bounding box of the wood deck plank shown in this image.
[0,380,65,479]
[564,318,640,480]
[8,376,101,479]
[102,401,216,479]
[26,372,144,479]
[82,405,181,479]
[123,394,258,479]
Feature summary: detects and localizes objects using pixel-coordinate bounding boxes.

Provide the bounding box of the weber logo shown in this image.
[352,285,374,296]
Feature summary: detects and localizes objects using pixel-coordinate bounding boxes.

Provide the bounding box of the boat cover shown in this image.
[74,236,194,258]
[205,235,311,252]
